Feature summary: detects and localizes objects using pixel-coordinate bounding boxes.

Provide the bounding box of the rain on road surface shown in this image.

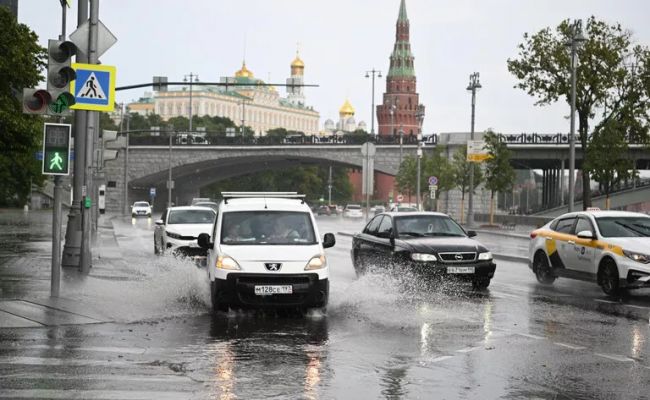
[1,210,649,399]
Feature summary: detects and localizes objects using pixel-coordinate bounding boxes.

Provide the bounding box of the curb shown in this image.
[473,229,530,239]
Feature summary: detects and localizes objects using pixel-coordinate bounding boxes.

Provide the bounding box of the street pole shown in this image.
[62,0,88,268]
[168,131,173,207]
[399,124,403,166]
[241,99,246,140]
[365,69,382,135]
[184,73,197,132]
[466,72,481,227]
[80,0,99,274]
[568,20,585,213]
[122,107,130,215]
[328,165,332,206]
[416,105,425,211]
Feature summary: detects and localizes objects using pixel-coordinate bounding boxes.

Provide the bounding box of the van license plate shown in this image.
[254,285,293,295]
[447,266,475,274]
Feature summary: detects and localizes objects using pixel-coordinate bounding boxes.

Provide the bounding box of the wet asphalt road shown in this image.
[1,211,650,399]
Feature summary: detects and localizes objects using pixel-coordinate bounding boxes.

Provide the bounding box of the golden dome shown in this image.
[339,99,355,117]
[235,61,254,78]
[291,55,304,68]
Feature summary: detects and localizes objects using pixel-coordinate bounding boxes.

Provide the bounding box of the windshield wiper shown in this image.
[615,221,650,237]
[399,231,423,237]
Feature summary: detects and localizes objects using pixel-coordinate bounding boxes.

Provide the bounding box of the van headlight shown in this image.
[217,255,241,270]
[411,253,437,262]
[623,250,650,264]
[478,252,493,261]
[305,254,326,270]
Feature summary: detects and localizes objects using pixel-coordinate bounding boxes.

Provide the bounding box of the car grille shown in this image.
[438,252,477,263]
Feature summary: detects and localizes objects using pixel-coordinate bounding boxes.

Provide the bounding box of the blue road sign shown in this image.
[150,187,156,197]
[70,63,116,112]
[428,176,438,185]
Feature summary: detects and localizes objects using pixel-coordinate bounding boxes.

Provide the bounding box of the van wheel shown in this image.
[599,260,620,296]
[472,277,491,289]
[534,252,556,284]
[210,280,229,313]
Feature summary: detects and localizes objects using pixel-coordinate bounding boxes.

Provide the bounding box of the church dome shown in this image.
[235,61,254,78]
[339,99,355,117]
[291,55,304,68]
[324,119,335,130]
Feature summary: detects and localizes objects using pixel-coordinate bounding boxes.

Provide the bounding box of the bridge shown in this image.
[102,132,650,215]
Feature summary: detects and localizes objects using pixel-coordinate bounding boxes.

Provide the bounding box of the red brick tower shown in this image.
[373,0,424,203]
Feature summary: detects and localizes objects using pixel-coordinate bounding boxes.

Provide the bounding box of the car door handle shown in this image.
[567,240,575,245]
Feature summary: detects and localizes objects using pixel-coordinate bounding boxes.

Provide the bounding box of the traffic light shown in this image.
[46,39,77,115]
[42,123,72,175]
[22,88,51,114]
[101,130,119,163]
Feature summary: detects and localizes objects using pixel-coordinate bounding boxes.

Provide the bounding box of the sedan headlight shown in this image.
[411,253,437,262]
[166,231,182,239]
[478,252,493,261]
[305,254,327,270]
[216,255,241,270]
[623,250,650,264]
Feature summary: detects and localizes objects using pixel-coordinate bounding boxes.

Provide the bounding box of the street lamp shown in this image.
[398,123,404,166]
[567,19,586,212]
[365,69,382,135]
[183,73,198,132]
[415,104,425,211]
[466,72,482,227]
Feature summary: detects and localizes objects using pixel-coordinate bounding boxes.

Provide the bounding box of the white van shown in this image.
[198,192,335,312]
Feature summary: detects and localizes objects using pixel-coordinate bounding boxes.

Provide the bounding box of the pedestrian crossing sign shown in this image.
[70,63,116,112]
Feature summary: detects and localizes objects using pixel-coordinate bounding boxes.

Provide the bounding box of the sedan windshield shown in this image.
[595,216,650,237]
[168,209,215,224]
[395,215,466,237]
[221,211,316,245]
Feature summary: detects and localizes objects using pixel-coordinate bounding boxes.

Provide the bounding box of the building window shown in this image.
[107,181,117,188]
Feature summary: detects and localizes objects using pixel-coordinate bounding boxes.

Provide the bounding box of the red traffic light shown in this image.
[22,89,52,114]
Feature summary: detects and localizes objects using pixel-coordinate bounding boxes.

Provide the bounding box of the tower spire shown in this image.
[389,0,414,77]
[398,0,408,22]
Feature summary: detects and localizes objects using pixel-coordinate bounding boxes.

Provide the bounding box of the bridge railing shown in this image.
[128,132,439,146]
[497,133,570,145]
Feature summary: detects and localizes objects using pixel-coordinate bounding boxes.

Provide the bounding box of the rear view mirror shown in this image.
[323,233,336,249]
[197,233,213,249]
[577,230,594,240]
[467,230,477,238]
[155,219,164,225]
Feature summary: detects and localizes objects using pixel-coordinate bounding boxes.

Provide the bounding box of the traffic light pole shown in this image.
[62,0,88,269]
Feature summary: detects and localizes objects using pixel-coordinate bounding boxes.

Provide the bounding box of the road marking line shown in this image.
[0,373,192,383]
[491,291,522,300]
[594,353,634,362]
[0,345,147,354]
[430,355,454,363]
[554,342,586,350]
[515,332,545,340]
[456,347,480,353]
[623,304,650,310]
[594,299,618,304]
[0,356,133,367]
[0,390,195,400]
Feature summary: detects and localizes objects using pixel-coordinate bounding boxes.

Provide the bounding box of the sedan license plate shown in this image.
[447,266,475,274]
[254,285,293,296]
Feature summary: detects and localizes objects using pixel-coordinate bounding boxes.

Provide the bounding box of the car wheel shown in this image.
[534,252,556,284]
[210,280,229,313]
[154,239,160,255]
[472,277,491,289]
[599,260,620,296]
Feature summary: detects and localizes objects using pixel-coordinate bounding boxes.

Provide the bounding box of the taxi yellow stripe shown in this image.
[534,230,624,256]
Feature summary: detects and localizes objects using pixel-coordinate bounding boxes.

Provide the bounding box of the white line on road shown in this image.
[514,332,545,340]
[554,342,587,350]
[0,373,192,383]
[594,299,618,304]
[594,353,635,362]
[0,356,133,367]
[0,345,148,354]
[430,355,454,363]
[491,291,523,300]
[0,389,195,400]
[456,347,480,353]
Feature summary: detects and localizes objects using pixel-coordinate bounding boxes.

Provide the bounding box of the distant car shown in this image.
[317,205,332,216]
[131,201,152,217]
[373,206,386,216]
[154,206,217,263]
[193,201,219,211]
[351,212,495,289]
[191,198,212,205]
[390,205,418,212]
[529,210,650,296]
[344,204,364,218]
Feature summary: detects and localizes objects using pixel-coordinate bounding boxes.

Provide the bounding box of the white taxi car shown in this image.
[196,192,335,313]
[154,206,216,261]
[131,201,152,217]
[529,210,650,296]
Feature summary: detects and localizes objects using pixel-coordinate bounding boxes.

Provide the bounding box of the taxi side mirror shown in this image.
[155,219,164,226]
[577,230,594,240]
[197,233,213,249]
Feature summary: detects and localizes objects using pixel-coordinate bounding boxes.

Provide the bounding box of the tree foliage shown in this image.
[0,8,47,206]
[451,146,484,199]
[507,16,650,208]
[484,131,516,222]
[395,147,454,208]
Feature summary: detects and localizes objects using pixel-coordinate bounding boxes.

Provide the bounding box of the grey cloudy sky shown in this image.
[19,0,650,135]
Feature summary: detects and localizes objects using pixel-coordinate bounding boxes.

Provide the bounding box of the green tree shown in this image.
[451,146,484,223]
[0,8,47,206]
[507,17,650,209]
[484,131,516,225]
[395,155,417,199]
[424,147,454,210]
[584,119,635,209]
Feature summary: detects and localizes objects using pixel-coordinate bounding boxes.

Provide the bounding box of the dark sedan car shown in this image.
[351,212,496,288]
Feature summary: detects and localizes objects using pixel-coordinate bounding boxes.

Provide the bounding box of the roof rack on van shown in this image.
[221,192,306,204]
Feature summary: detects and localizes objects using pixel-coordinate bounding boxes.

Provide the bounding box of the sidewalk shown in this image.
[0,210,136,328]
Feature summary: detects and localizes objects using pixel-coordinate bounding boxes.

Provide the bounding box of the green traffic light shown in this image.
[49,152,64,171]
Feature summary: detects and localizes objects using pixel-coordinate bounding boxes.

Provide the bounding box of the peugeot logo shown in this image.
[265,263,282,271]
[455,254,464,261]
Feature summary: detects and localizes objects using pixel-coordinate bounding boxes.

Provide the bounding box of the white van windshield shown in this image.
[221,211,316,245]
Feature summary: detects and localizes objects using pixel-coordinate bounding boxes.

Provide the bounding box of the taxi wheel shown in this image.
[599,261,620,296]
[534,252,556,284]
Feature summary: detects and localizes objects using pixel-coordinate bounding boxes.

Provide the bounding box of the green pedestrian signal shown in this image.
[42,123,71,175]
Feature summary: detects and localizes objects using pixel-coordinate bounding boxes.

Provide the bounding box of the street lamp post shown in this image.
[567,20,586,213]
[399,123,404,166]
[168,131,173,208]
[184,73,198,132]
[365,69,382,135]
[466,72,482,227]
[415,105,425,211]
